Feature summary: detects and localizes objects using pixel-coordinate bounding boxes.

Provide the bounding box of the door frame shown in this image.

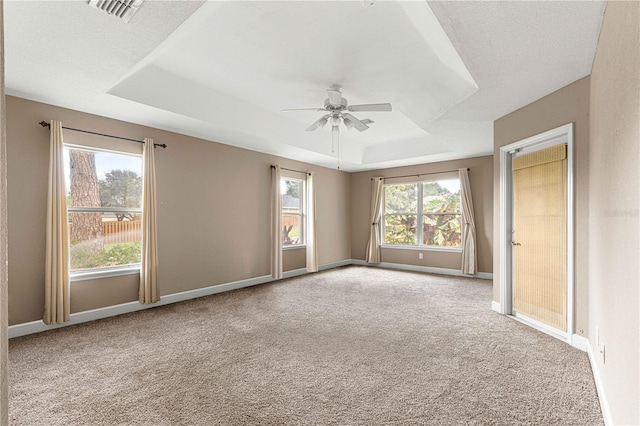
[498,123,574,342]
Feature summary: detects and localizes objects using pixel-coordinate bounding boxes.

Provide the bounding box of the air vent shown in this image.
[88,0,144,23]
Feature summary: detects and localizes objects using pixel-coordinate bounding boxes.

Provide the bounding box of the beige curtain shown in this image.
[365,177,384,264]
[459,168,477,274]
[271,165,283,279]
[305,172,318,273]
[140,138,159,304]
[44,120,70,325]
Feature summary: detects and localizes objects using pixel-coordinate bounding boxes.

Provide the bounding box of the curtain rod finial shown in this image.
[39,121,50,128]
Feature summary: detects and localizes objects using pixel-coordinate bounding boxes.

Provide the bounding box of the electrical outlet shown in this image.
[418,253,423,260]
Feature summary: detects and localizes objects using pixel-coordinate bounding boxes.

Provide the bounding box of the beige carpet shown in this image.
[9,266,602,425]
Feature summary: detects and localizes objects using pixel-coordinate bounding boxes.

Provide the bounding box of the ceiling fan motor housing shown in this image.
[324,97,348,111]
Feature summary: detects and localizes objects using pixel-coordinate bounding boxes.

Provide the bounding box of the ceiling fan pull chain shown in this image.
[332,123,339,154]
[332,125,340,170]
[337,133,341,170]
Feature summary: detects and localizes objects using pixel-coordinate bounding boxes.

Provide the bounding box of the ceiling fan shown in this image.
[282,85,392,152]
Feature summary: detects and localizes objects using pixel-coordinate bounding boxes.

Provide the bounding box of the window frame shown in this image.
[64,144,144,281]
[382,177,463,251]
[280,176,306,249]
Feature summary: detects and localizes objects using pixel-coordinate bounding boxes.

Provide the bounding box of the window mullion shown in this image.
[68,207,142,213]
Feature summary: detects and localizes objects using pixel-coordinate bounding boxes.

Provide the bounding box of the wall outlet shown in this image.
[418,253,423,259]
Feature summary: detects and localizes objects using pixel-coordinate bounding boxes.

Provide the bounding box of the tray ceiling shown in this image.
[4,1,606,171]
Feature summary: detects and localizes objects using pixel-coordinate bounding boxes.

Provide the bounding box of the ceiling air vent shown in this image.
[88,0,144,23]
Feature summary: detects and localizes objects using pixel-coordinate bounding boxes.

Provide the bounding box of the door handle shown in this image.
[511,241,521,246]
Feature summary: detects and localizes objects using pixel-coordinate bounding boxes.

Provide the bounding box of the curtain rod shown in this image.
[39,121,167,149]
[270,165,311,176]
[371,168,469,181]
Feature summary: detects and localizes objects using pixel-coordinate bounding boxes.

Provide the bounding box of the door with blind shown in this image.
[511,144,567,332]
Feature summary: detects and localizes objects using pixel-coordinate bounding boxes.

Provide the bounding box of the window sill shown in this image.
[282,244,306,251]
[381,244,462,253]
[70,264,141,282]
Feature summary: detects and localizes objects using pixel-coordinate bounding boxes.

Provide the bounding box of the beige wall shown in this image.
[350,155,493,273]
[283,248,306,272]
[6,96,351,325]
[589,1,639,423]
[493,76,591,337]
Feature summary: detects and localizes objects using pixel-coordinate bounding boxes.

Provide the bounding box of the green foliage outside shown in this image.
[70,241,141,271]
[384,183,418,245]
[384,181,462,247]
[99,169,142,221]
[284,179,301,199]
[422,181,461,247]
[287,225,300,238]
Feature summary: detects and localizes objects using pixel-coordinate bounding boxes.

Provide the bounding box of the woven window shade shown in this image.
[512,144,567,330]
[512,143,566,171]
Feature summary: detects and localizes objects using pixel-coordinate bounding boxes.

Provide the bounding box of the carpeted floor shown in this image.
[9,266,602,425]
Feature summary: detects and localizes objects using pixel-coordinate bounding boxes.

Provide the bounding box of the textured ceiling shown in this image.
[4,1,606,171]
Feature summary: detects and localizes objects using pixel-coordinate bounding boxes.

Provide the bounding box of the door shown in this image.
[511,144,567,331]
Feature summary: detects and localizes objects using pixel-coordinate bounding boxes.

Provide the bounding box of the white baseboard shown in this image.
[491,301,501,313]
[570,334,589,352]
[319,259,352,270]
[9,259,351,339]
[8,259,490,339]
[586,340,612,425]
[283,268,307,279]
[9,273,274,338]
[351,259,493,280]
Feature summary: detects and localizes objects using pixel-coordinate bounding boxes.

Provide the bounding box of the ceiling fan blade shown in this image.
[305,114,330,131]
[347,103,392,112]
[327,88,343,107]
[282,108,326,112]
[342,113,370,132]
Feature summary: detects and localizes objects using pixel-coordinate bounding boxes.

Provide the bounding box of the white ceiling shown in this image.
[4,0,606,172]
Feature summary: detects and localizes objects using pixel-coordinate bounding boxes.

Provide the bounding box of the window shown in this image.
[383,178,462,248]
[64,145,143,274]
[281,177,304,247]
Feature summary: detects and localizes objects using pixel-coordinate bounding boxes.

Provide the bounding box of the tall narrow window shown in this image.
[421,179,461,247]
[64,145,143,273]
[383,177,462,248]
[281,177,304,247]
[383,183,418,245]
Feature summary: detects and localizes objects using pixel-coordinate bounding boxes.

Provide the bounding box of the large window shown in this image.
[281,177,304,247]
[64,145,143,273]
[383,178,461,248]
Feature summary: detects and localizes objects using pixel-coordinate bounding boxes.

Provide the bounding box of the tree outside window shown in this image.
[65,146,143,272]
[383,179,461,247]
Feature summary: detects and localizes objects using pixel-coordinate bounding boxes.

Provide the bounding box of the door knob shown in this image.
[511,241,521,246]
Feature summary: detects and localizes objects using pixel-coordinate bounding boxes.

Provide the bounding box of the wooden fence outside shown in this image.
[282,213,300,229]
[69,220,142,245]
